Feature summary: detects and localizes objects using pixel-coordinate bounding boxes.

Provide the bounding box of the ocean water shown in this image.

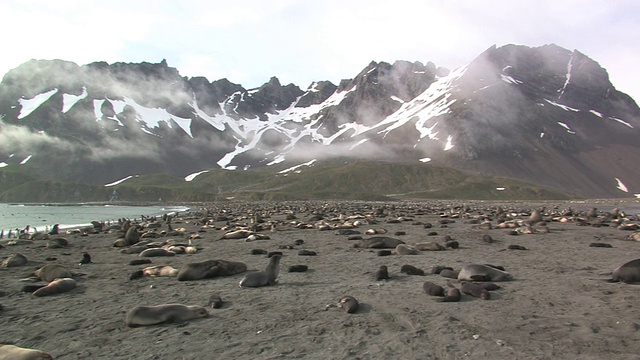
[0,203,190,234]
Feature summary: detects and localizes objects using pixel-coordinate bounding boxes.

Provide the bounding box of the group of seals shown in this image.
[238,254,281,287]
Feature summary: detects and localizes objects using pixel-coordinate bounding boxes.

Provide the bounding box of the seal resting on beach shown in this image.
[143,265,179,277]
[219,229,254,240]
[393,244,419,255]
[32,277,77,297]
[423,281,445,296]
[338,296,360,313]
[238,254,281,287]
[458,264,513,282]
[0,344,53,359]
[401,264,425,276]
[353,237,405,249]
[124,304,209,327]
[177,260,248,281]
[139,248,175,257]
[375,265,389,281]
[608,258,640,283]
[33,264,72,282]
[461,282,491,300]
[1,253,28,268]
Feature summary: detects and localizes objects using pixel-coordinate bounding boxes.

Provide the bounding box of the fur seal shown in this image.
[139,248,175,257]
[79,252,91,265]
[46,237,68,248]
[423,281,445,296]
[461,282,491,300]
[208,294,224,309]
[32,277,77,297]
[219,229,254,240]
[298,250,317,256]
[430,265,453,274]
[507,245,527,250]
[143,265,179,277]
[375,265,389,281]
[251,249,268,255]
[393,244,419,255]
[0,344,53,360]
[376,250,392,256]
[177,260,248,281]
[400,264,424,276]
[609,258,640,283]
[238,254,281,287]
[458,264,513,282]
[438,282,462,302]
[353,237,405,249]
[338,296,359,313]
[589,243,613,248]
[33,264,72,282]
[1,253,28,268]
[124,304,209,327]
[124,226,141,245]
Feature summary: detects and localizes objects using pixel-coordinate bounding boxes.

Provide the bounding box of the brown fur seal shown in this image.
[0,344,53,359]
[177,259,248,281]
[219,229,254,240]
[423,281,445,296]
[208,294,224,309]
[139,248,175,257]
[46,237,68,248]
[32,277,77,297]
[33,264,72,282]
[458,264,513,282]
[438,282,462,302]
[400,264,424,276]
[393,244,419,255]
[1,253,28,268]
[124,304,209,327]
[609,258,640,283]
[461,282,491,300]
[353,237,405,249]
[143,265,179,277]
[439,269,459,279]
[339,296,359,313]
[238,254,281,287]
[375,265,389,281]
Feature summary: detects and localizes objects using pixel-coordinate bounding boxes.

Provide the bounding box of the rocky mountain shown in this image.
[0,44,639,199]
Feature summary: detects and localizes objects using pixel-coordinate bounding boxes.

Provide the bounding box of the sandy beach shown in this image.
[1,200,639,359]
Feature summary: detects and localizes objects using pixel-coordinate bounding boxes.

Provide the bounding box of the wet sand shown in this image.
[1,200,639,359]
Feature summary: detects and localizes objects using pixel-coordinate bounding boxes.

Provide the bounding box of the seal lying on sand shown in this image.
[339,296,360,313]
[177,260,247,281]
[461,282,491,300]
[458,264,513,282]
[125,304,209,327]
[353,237,405,249]
[0,344,53,360]
[32,278,77,297]
[238,254,281,287]
[33,264,72,282]
[609,258,640,283]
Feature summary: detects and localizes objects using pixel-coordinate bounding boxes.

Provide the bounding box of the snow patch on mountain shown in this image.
[18,88,58,119]
[615,178,628,192]
[20,155,32,164]
[278,159,316,174]
[62,87,88,113]
[104,175,136,187]
[185,170,209,181]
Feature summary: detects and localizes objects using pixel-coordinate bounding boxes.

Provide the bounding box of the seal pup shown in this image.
[338,296,359,313]
[461,282,491,300]
[458,264,513,282]
[32,277,77,297]
[609,258,640,283]
[423,281,445,296]
[124,304,209,327]
[375,265,389,281]
[208,294,224,309]
[400,264,424,276]
[0,344,53,360]
[438,282,462,302]
[239,254,282,287]
[79,252,92,265]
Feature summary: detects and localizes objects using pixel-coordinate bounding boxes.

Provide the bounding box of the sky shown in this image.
[1,0,639,102]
